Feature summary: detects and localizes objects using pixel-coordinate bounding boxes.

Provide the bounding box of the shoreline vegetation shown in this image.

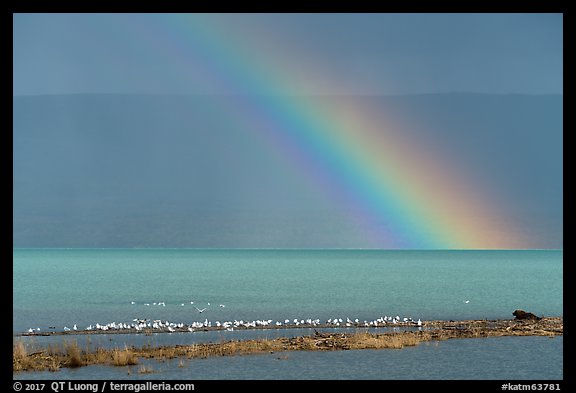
[13,317,562,373]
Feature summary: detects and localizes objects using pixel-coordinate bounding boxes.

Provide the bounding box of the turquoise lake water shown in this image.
[13,249,563,379]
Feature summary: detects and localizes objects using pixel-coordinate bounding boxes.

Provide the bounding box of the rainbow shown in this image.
[120,14,530,249]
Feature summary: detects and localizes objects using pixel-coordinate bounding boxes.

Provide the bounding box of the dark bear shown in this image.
[513,309,541,320]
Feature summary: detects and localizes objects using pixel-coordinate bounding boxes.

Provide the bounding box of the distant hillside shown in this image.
[13,93,562,248]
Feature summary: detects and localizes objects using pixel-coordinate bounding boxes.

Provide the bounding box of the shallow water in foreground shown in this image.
[14,336,562,380]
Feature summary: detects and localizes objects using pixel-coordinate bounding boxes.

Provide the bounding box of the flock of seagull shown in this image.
[21,299,474,335]
[25,314,423,335]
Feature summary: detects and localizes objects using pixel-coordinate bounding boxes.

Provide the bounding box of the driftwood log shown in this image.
[513,309,541,320]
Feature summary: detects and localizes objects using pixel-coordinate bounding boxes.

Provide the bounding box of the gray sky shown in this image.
[12,13,563,249]
[13,13,562,96]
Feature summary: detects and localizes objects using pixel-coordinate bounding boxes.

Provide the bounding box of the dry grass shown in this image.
[13,341,27,360]
[346,332,421,349]
[218,338,278,355]
[64,341,83,368]
[112,347,139,366]
[13,341,28,372]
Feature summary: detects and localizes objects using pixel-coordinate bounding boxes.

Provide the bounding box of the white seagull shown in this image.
[195,307,207,313]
